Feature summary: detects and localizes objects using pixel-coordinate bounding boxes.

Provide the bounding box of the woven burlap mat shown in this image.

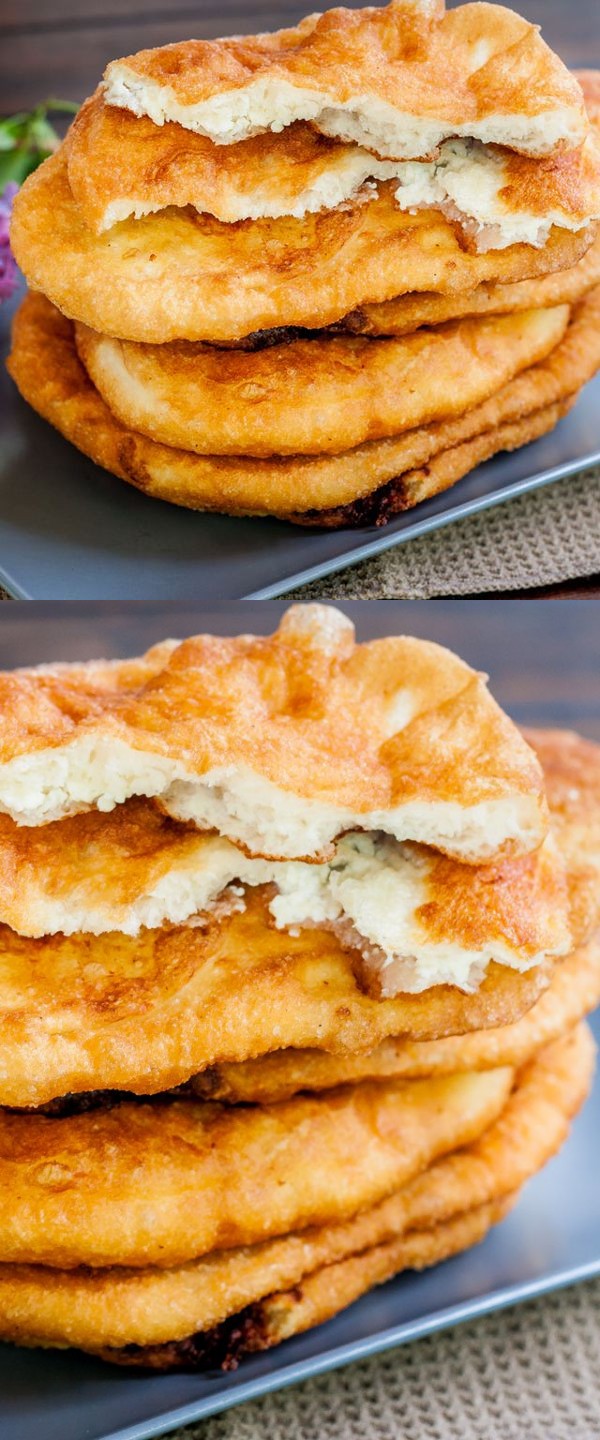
[289,465,600,599]
[173,1276,600,1440]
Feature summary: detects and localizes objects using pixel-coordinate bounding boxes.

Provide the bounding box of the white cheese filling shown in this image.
[96,127,596,244]
[16,831,563,993]
[104,68,583,160]
[392,138,594,250]
[0,735,542,862]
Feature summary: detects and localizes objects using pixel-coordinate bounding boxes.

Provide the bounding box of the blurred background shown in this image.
[2,0,599,115]
[0,598,599,738]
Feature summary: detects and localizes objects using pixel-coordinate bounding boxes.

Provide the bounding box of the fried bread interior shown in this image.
[103,3,588,158]
[0,606,548,863]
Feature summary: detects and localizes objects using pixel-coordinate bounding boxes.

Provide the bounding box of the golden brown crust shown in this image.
[0,1201,511,1363]
[0,1024,592,1360]
[10,149,594,344]
[291,397,574,527]
[102,3,586,154]
[191,935,600,1102]
[577,71,600,127]
[0,790,569,953]
[67,99,376,231]
[66,85,600,236]
[0,603,546,829]
[0,891,550,1109]
[95,1202,515,1369]
[0,1066,513,1268]
[74,305,568,459]
[345,226,600,335]
[9,285,600,519]
[525,728,600,945]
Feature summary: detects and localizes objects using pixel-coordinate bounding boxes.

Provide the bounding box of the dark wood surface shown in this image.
[0,598,598,737]
[1,0,598,599]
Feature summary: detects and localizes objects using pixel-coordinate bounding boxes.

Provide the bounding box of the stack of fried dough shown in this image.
[0,604,598,1370]
[7,4,600,527]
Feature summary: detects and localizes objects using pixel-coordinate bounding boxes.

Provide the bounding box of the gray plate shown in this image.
[1,288,600,599]
[0,1009,599,1440]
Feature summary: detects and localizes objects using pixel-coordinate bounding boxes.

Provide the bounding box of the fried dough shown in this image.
[0,603,546,863]
[102,3,587,158]
[11,152,594,343]
[293,396,574,526]
[525,729,600,947]
[67,99,406,230]
[10,285,600,520]
[67,89,600,246]
[0,1065,513,1268]
[346,226,600,335]
[0,891,551,1109]
[0,1025,591,1359]
[74,305,568,459]
[0,1202,509,1363]
[0,809,571,1005]
[191,936,600,1101]
[103,1027,594,1365]
[343,70,600,335]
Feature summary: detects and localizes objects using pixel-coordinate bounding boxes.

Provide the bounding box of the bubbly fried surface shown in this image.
[0,890,550,1109]
[0,1202,510,1363]
[0,603,546,864]
[102,3,587,158]
[578,71,600,127]
[9,285,600,519]
[67,99,401,230]
[67,86,600,241]
[104,1027,593,1365]
[347,225,600,335]
[293,397,573,527]
[191,936,600,1101]
[0,1066,512,1268]
[525,728,600,945]
[10,150,593,343]
[74,305,568,459]
[344,71,600,335]
[0,1025,591,1358]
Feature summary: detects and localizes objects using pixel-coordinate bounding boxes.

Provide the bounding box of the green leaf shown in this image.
[45,98,80,114]
[0,117,29,149]
[0,149,35,187]
[0,99,79,186]
[28,114,60,150]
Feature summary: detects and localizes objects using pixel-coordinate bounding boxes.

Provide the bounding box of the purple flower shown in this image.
[0,183,20,302]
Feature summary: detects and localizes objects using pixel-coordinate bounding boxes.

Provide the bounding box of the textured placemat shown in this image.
[290,466,600,600]
[173,1276,600,1440]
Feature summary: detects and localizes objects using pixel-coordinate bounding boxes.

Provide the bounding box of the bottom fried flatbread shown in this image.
[0,1066,513,1268]
[0,1025,591,1361]
[344,229,600,336]
[2,1203,510,1368]
[8,286,600,522]
[191,936,600,1103]
[102,1201,512,1371]
[0,892,550,1110]
[293,397,573,527]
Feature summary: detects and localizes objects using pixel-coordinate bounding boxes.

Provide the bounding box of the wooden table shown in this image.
[1,0,599,599]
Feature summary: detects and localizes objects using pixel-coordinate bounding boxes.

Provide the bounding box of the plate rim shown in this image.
[243,443,600,599]
[87,1252,600,1440]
